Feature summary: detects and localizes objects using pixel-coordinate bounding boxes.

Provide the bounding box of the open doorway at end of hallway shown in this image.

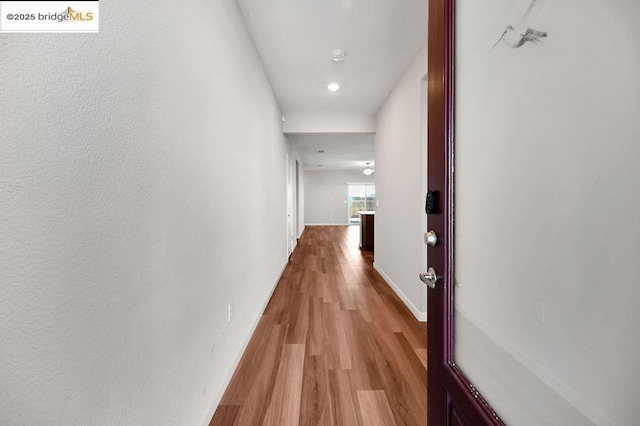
[347,183,375,225]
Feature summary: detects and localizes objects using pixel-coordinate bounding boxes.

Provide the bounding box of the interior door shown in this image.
[425,1,501,422]
[427,0,640,425]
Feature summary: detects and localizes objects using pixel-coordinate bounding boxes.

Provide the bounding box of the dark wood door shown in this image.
[426,0,503,424]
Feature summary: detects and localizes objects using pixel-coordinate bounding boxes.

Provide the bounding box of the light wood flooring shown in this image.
[210,225,427,426]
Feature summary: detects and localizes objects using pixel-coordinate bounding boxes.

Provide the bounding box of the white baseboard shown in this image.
[201,261,287,426]
[373,262,427,322]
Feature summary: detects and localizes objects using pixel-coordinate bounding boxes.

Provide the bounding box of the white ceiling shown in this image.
[288,133,374,171]
[236,0,428,170]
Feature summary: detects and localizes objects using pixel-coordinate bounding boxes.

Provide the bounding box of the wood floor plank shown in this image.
[414,348,428,371]
[306,296,325,357]
[383,294,428,349]
[365,287,403,332]
[209,405,240,426]
[230,324,288,425]
[285,292,310,344]
[209,226,427,426]
[219,320,284,405]
[320,272,339,303]
[335,278,357,311]
[297,268,313,295]
[357,390,398,426]
[261,344,306,426]
[346,310,386,392]
[328,369,361,426]
[393,333,429,421]
[298,355,333,426]
[321,302,346,370]
[372,328,428,425]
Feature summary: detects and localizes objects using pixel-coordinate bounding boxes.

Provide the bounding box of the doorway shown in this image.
[295,160,300,240]
[286,155,294,257]
[347,183,375,225]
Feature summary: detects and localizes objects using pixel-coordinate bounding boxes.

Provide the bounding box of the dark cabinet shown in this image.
[358,211,375,251]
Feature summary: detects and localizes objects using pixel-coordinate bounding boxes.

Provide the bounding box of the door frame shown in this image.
[286,154,294,257]
[426,0,504,424]
[295,159,301,239]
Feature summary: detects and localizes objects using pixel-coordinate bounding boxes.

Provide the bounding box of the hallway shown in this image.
[210,226,427,426]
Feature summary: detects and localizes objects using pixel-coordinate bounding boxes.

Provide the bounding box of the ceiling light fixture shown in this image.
[332,49,346,62]
[327,82,340,92]
[362,162,375,176]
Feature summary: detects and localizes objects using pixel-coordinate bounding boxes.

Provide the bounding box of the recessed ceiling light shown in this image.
[327,82,340,92]
[332,49,346,62]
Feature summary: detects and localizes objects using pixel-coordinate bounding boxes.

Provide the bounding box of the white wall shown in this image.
[454,1,640,425]
[373,45,428,321]
[283,112,376,134]
[304,170,374,225]
[0,0,294,424]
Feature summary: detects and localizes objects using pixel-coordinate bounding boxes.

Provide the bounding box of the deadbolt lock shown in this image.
[424,230,438,247]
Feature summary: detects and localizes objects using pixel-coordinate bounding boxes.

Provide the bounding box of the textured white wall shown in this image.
[304,170,373,225]
[373,45,427,319]
[0,0,295,424]
[283,113,376,134]
[454,0,640,425]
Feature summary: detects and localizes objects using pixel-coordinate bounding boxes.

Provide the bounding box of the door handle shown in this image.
[419,267,438,289]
